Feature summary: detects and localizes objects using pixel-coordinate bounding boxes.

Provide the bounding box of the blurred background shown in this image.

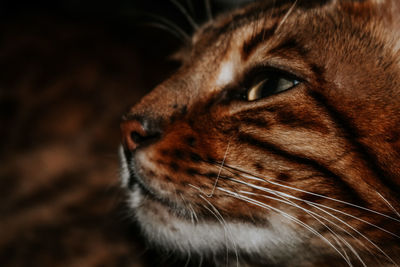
[0,0,240,266]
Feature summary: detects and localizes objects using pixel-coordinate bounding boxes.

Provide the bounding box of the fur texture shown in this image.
[120,0,400,266]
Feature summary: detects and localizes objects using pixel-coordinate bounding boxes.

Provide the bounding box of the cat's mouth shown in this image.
[119,146,190,217]
[129,172,178,212]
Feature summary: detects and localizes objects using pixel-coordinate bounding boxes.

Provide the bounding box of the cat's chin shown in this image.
[125,184,303,262]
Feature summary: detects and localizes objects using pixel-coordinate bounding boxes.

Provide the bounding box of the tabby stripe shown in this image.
[237,132,367,205]
[241,109,330,134]
[308,90,400,197]
[242,23,277,60]
[268,37,310,58]
[242,117,272,129]
[202,3,292,41]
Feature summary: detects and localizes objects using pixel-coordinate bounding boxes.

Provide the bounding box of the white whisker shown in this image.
[376,191,400,219]
[205,0,213,21]
[180,193,196,225]
[142,12,191,42]
[224,176,397,265]
[198,254,203,267]
[305,201,395,266]
[217,187,353,266]
[239,189,370,266]
[207,139,231,197]
[171,0,199,30]
[189,203,199,223]
[199,195,239,267]
[276,0,298,32]
[221,164,400,223]
[184,248,192,267]
[225,175,400,239]
[199,202,230,265]
[144,22,190,43]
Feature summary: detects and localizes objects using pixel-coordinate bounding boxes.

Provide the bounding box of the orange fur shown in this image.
[121,0,400,265]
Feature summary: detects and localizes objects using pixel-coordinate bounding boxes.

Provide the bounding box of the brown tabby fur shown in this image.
[121,0,400,266]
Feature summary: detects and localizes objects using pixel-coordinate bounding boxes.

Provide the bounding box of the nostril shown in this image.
[120,119,147,151]
[130,131,145,144]
[121,117,161,151]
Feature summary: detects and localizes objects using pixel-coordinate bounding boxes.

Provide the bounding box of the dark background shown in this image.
[0,0,234,266]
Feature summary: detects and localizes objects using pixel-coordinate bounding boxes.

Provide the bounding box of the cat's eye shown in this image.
[246,74,299,101]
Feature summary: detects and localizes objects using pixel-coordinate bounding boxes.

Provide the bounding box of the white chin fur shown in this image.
[126,186,302,261]
[119,145,130,188]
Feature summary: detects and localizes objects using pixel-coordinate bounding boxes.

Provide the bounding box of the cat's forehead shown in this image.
[192,0,391,48]
[190,3,320,68]
[193,0,331,43]
[186,0,396,84]
[186,2,329,88]
[194,0,326,37]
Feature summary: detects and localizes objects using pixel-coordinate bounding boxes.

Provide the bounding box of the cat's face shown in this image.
[120,0,400,265]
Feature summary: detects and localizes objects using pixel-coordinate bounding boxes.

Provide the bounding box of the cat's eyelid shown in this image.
[243,55,316,83]
[240,64,303,88]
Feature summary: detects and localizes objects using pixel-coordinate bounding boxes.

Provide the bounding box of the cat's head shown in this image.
[120,0,400,265]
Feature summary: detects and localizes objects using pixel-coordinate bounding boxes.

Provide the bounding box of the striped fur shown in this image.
[120,0,400,266]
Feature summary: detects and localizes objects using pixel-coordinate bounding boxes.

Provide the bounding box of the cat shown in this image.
[119,0,400,266]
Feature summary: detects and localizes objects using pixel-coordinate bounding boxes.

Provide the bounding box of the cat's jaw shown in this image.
[126,181,303,262]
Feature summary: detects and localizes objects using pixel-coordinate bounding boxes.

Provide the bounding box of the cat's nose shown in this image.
[120,118,148,151]
[120,116,161,151]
